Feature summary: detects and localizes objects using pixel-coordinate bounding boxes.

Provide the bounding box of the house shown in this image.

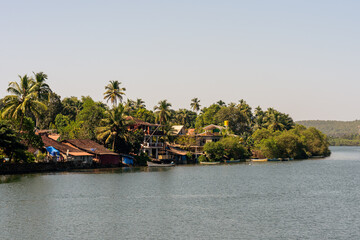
[41,135,93,163]
[126,116,166,159]
[62,139,121,165]
[170,125,186,136]
[196,124,224,146]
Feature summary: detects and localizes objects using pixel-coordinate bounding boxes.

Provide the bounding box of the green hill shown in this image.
[296,120,360,137]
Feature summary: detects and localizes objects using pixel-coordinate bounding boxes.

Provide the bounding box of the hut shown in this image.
[62,139,121,165]
[41,135,93,163]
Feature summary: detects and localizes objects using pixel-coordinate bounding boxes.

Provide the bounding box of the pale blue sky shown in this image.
[1,0,359,120]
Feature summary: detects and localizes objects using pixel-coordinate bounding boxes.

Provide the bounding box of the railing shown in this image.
[142,142,164,148]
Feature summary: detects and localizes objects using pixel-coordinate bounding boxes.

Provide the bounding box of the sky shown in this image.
[1,0,359,121]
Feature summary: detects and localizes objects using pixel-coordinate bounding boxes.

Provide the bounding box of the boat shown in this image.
[267,158,281,161]
[251,158,268,162]
[225,159,242,163]
[200,161,221,165]
[147,161,175,167]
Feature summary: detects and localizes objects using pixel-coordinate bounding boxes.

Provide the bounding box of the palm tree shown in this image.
[176,109,190,126]
[135,98,146,109]
[263,108,294,131]
[103,80,126,107]
[217,100,226,107]
[190,98,201,113]
[154,100,172,125]
[2,75,47,131]
[33,72,51,101]
[96,104,131,151]
[33,72,52,127]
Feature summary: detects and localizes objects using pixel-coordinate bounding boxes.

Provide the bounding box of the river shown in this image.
[1,146,360,239]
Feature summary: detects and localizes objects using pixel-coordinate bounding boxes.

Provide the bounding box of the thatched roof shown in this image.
[63,139,119,156]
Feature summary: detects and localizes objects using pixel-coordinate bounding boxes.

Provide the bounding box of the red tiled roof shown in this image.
[63,139,119,156]
[41,136,89,156]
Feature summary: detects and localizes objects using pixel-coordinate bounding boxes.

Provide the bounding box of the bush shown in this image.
[134,152,150,166]
[197,155,207,162]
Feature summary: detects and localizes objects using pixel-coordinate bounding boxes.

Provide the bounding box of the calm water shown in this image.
[1,146,360,239]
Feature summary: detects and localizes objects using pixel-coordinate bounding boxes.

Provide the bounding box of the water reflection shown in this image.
[0,175,22,184]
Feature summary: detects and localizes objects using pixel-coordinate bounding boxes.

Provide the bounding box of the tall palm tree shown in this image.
[33,71,52,127]
[103,80,126,107]
[135,98,146,109]
[2,75,47,131]
[154,100,172,125]
[96,104,131,151]
[33,71,51,101]
[217,100,226,107]
[190,98,201,113]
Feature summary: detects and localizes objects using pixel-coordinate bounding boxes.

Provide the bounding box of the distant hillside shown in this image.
[296,120,360,137]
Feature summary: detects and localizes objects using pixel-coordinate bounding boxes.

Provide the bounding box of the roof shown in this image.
[48,134,60,141]
[167,146,189,156]
[41,135,89,156]
[187,128,196,135]
[63,139,119,156]
[203,124,225,131]
[171,125,185,135]
[126,116,160,127]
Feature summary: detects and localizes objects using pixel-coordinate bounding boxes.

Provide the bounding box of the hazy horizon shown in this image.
[1,1,359,121]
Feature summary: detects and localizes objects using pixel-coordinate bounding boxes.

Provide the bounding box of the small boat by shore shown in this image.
[251,158,268,162]
[147,161,175,167]
[267,158,281,161]
[200,161,221,165]
[225,159,242,163]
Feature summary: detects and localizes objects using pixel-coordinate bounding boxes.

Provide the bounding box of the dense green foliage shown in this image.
[203,137,250,161]
[1,71,331,163]
[252,125,330,159]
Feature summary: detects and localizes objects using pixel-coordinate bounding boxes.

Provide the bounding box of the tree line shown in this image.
[0,72,331,162]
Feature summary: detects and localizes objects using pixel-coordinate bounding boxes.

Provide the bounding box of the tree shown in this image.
[195,104,221,129]
[38,92,63,129]
[2,75,47,131]
[214,105,251,136]
[76,96,106,139]
[0,120,27,162]
[134,108,156,123]
[33,71,52,101]
[154,100,172,125]
[254,106,265,130]
[203,141,225,162]
[190,98,201,113]
[220,137,250,160]
[135,98,146,109]
[263,108,294,131]
[173,109,196,128]
[217,100,226,107]
[103,80,126,107]
[61,97,83,121]
[96,104,131,152]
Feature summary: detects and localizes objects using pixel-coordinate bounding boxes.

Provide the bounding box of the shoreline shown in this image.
[0,162,126,175]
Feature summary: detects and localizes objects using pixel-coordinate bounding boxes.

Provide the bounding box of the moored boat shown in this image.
[225,159,242,163]
[251,158,268,162]
[147,161,175,167]
[200,161,221,165]
[267,158,281,161]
